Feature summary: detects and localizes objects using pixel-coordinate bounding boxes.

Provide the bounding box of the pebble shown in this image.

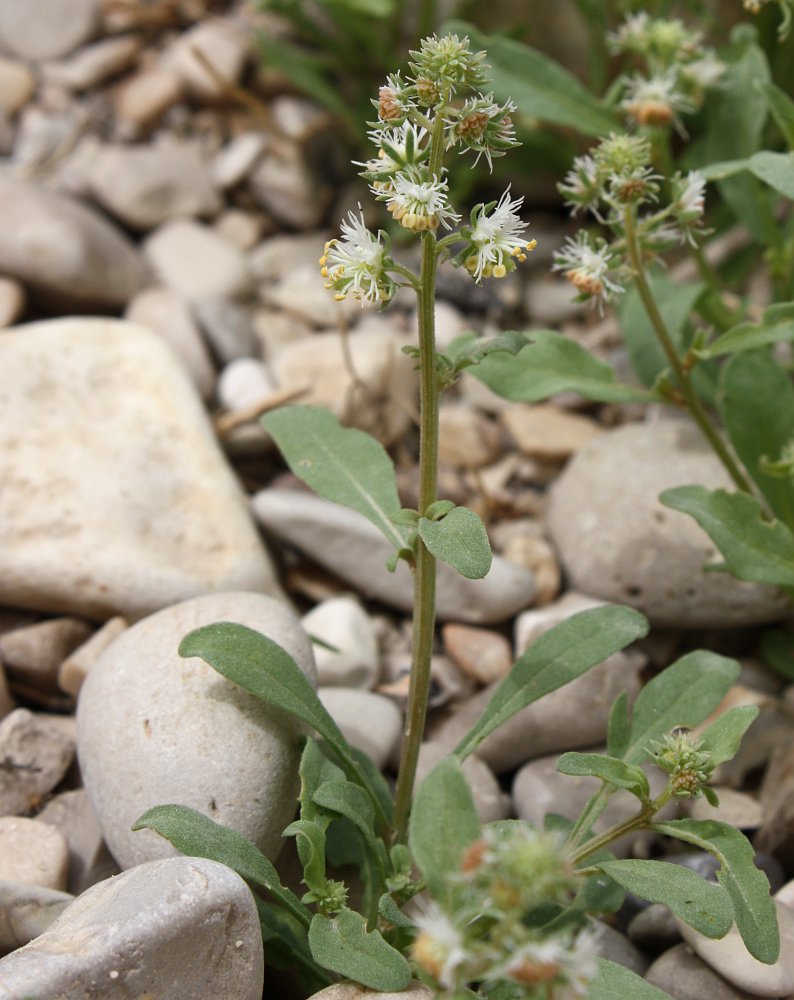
[0,57,36,115]
[41,34,140,92]
[0,174,147,311]
[214,208,267,251]
[76,592,316,870]
[502,403,602,461]
[514,590,608,655]
[438,404,504,469]
[0,857,264,999]
[166,18,252,99]
[252,489,537,625]
[689,787,763,829]
[144,219,252,300]
[316,688,402,770]
[546,422,790,627]
[210,132,268,189]
[756,742,794,869]
[0,276,25,328]
[524,274,586,325]
[499,530,561,607]
[192,295,257,363]
[301,596,379,689]
[264,261,364,327]
[645,942,759,999]
[217,357,277,413]
[0,882,74,956]
[0,665,14,721]
[113,65,184,130]
[87,138,222,230]
[679,899,794,997]
[250,232,332,285]
[0,617,92,698]
[0,0,99,60]
[627,902,682,952]
[36,789,118,894]
[593,921,649,975]
[58,616,127,697]
[249,144,329,230]
[124,287,216,400]
[0,709,74,816]
[415,741,510,824]
[0,816,69,891]
[0,319,281,620]
[307,983,434,1000]
[441,623,513,686]
[428,650,644,774]
[12,103,86,168]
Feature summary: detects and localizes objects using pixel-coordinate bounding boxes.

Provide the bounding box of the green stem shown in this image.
[623,207,754,495]
[571,788,673,867]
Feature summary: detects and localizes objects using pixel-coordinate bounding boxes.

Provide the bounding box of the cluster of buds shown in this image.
[649,730,715,798]
[411,825,597,997]
[608,13,725,131]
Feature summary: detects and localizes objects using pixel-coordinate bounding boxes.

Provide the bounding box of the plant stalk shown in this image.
[623,207,754,495]
[571,788,673,867]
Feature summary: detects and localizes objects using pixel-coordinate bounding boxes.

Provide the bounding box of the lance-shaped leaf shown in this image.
[698,307,794,359]
[698,705,759,767]
[557,752,650,801]
[133,804,310,927]
[653,819,779,964]
[442,330,531,377]
[622,650,740,766]
[596,860,733,938]
[417,506,492,579]
[586,958,675,998]
[312,779,386,871]
[607,692,630,759]
[660,486,794,590]
[308,910,411,991]
[262,406,407,551]
[454,606,648,760]
[470,330,650,404]
[179,623,388,826]
[758,81,794,149]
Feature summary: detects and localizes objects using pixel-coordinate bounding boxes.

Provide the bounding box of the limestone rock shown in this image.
[144,219,252,301]
[0,816,69,891]
[502,403,601,461]
[0,709,74,816]
[0,0,99,60]
[0,882,74,956]
[301,597,379,689]
[317,688,401,769]
[645,943,759,999]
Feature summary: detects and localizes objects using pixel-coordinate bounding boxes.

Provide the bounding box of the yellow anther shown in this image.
[493,264,507,278]
[334,293,346,301]
[320,267,328,277]
[527,239,538,251]
[465,256,478,273]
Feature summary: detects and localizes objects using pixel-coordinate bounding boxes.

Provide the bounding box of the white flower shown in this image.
[669,170,707,244]
[553,233,624,308]
[383,169,460,231]
[358,122,429,182]
[680,52,726,90]
[464,189,536,281]
[622,71,694,129]
[494,928,598,996]
[411,901,469,990]
[321,209,394,304]
[608,12,651,53]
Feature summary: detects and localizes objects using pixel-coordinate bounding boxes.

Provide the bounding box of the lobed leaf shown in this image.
[417,506,492,579]
[308,910,411,991]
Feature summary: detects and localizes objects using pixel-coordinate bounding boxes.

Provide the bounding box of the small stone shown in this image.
[502,403,602,461]
[442,623,512,686]
[307,982,434,1000]
[253,306,313,358]
[144,220,252,301]
[0,664,14,721]
[514,591,607,655]
[41,35,139,92]
[13,104,86,169]
[316,688,401,770]
[627,903,682,952]
[679,899,794,997]
[301,597,379,689]
[0,174,146,312]
[416,741,509,824]
[0,709,74,816]
[217,357,276,413]
[689,787,763,829]
[430,300,468,350]
[546,422,790,627]
[124,287,216,400]
[525,275,585,325]
[87,139,221,230]
[214,209,266,251]
[592,921,648,975]
[58,617,127,697]
[113,66,184,129]
[0,276,25,328]
[0,0,99,60]
[264,261,363,328]
[210,132,268,189]
[36,790,118,894]
[0,57,35,115]
[500,531,561,607]
[438,404,503,469]
[0,882,74,956]
[250,231,331,284]
[0,816,69,890]
[0,618,92,697]
[0,857,264,999]
[249,144,329,230]
[756,742,794,868]
[645,943,758,999]
[192,296,257,363]
[166,19,252,99]
[253,489,537,626]
[77,592,316,869]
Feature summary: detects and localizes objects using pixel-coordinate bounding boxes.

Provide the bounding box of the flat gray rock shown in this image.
[76,592,316,869]
[0,173,146,311]
[253,489,537,625]
[0,318,281,620]
[0,857,264,1000]
[0,881,74,956]
[546,421,789,627]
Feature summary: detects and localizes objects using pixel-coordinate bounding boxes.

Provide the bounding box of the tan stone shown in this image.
[114,66,184,128]
[0,56,35,115]
[58,616,127,697]
[502,402,601,460]
[0,276,25,329]
[442,623,512,685]
[438,403,504,469]
[0,816,69,890]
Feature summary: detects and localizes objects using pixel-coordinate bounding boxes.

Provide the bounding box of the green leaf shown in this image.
[660,486,794,589]
[261,406,406,551]
[298,738,345,821]
[312,779,384,866]
[443,330,531,378]
[454,606,649,760]
[747,151,794,200]
[586,958,674,999]
[417,506,492,580]
[606,692,630,759]
[720,350,794,524]
[652,819,779,964]
[470,330,649,404]
[308,910,411,991]
[623,650,740,766]
[557,752,650,801]
[329,0,394,15]
[618,275,704,387]
[409,756,481,900]
[698,706,760,767]
[132,804,310,927]
[179,623,388,825]
[257,34,353,126]
[576,869,625,914]
[378,893,414,928]
[596,860,734,938]
[443,21,620,136]
[759,81,794,149]
[759,627,794,680]
[283,818,328,893]
[254,896,323,984]
[698,310,794,359]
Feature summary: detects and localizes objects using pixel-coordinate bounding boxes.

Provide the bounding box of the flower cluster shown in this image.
[411,825,597,997]
[649,730,715,798]
[453,190,537,282]
[320,210,396,304]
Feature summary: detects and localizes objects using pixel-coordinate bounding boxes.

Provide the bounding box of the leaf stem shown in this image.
[623,206,754,495]
[571,788,673,867]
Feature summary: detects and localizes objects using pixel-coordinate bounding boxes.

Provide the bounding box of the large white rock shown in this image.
[76,592,316,870]
[144,219,252,301]
[0,318,281,620]
[0,857,264,999]
[0,0,98,60]
[546,421,789,627]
